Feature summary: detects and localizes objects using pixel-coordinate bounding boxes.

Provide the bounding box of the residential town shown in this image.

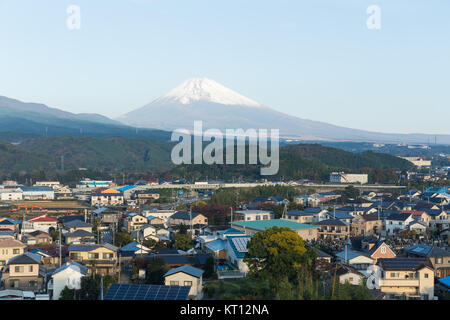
[0,177,449,301]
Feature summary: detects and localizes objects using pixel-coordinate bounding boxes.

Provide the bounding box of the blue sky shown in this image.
[0,0,449,134]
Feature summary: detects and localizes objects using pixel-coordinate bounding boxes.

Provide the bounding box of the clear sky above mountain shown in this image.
[0,0,449,134]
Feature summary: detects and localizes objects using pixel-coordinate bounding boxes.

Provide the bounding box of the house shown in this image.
[18,186,54,200]
[0,238,27,267]
[286,208,327,224]
[403,244,450,278]
[63,220,93,233]
[119,241,151,258]
[68,243,118,276]
[308,192,341,207]
[377,257,434,300]
[124,213,149,232]
[22,214,58,233]
[408,220,427,234]
[63,230,96,245]
[169,212,208,227]
[134,190,161,204]
[164,265,204,299]
[147,216,166,226]
[351,237,396,263]
[149,253,209,268]
[384,212,414,235]
[234,210,274,222]
[94,207,121,226]
[231,219,319,241]
[23,231,53,245]
[315,219,350,240]
[351,214,382,237]
[226,235,251,273]
[325,211,354,225]
[424,209,449,230]
[336,248,374,276]
[142,209,176,224]
[402,210,432,227]
[247,196,287,209]
[336,266,365,285]
[91,188,124,206]
[48,261,88,300]
[0,217,20,232]
[30,248,64,268]
[0,252,46,293]
[336,205,378,217]
[204,238,227,260]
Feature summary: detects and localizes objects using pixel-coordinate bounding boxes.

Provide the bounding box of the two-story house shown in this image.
[0,238,27,267]
[315,219,350,240]
[403,244,450,278]
[234,210,273,222]
[67,243,118,276]
[378,257,434,300]
[0,252,46,293]
[351,214,382,237]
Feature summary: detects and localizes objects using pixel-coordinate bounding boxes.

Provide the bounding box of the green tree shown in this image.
[59,286,76,300]
[244,226,316,294]
[145,257,170,285]
[114,231,133,247]
[204,255,215,278]
[78,276,100,300]
[174,232,191,251]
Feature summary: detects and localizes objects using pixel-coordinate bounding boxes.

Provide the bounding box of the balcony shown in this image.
[379,279,420,287]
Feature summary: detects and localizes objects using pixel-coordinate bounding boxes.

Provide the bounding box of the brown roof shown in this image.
[0,238,26,248]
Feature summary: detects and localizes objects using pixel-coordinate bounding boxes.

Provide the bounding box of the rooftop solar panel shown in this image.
[231,237,250,252]
[103,284,190,300]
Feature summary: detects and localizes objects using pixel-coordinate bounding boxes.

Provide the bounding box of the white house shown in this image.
[164,265,204,299]
[48,261,88,300]
[385,212,415,235]
[22,215,58,233]
[234,210,274,222]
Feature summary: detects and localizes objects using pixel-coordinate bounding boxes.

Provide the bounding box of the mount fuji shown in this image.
[118,78,450,144]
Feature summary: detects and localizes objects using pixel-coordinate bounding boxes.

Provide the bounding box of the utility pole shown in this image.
[189,206,193,240]
[59,225,62,267]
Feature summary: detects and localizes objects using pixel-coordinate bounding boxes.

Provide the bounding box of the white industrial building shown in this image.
[329,172,368,184]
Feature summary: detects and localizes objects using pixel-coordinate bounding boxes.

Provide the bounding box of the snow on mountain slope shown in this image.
[152,78,261,107]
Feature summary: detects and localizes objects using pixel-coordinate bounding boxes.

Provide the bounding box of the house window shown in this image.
[29,280,38,287]
[380,247,386,254]
[184,281,193,287]
[14,266,24,273]
[103,253,113,259]
[88,253,99,259]
[170,281,180,286]
[13,249,20,254]
[29,266,33,272]
[424,273,429,278]
[10,280,19,288]
[436,257,443,264]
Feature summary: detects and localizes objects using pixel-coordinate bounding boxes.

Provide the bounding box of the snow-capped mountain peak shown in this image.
[154,77,262,107]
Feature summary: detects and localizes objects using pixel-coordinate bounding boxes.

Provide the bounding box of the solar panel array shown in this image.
[231,237,250,252]
[103,284,190,300]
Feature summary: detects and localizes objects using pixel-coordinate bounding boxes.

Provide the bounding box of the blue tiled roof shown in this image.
[226,235,252,259]
[52,261,88,276]
[205,239,226,252]
[164,265,204,278]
